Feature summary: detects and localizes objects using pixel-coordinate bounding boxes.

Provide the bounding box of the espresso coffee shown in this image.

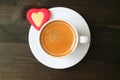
[40,20,77,57]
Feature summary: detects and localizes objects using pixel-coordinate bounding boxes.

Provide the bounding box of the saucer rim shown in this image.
[28,7,91,69]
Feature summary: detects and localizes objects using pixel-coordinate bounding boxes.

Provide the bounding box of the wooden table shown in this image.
[0,0,120,80]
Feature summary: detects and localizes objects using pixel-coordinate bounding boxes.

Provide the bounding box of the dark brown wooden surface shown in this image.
[0,0,120,80]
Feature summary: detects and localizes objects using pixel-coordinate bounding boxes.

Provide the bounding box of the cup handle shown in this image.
[79,36,90,43]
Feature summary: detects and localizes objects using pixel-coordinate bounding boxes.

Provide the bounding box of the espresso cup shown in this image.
[38,19,90,57]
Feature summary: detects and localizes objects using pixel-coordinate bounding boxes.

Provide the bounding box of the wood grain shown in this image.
[0,0,120,80]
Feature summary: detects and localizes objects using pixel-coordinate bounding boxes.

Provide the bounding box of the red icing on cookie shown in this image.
[26,8,50,30]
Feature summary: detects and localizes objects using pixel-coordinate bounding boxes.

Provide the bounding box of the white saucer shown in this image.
[28,7,91,69]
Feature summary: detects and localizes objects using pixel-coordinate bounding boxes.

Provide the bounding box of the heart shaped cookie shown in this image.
[26,8,50,30]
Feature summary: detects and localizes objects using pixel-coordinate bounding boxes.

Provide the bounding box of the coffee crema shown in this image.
[40,20,77,57]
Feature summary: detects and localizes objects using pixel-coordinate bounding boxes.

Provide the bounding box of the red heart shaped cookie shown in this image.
[26,8,50,30]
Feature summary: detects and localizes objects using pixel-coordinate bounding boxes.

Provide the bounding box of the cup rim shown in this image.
[38,19,79,58]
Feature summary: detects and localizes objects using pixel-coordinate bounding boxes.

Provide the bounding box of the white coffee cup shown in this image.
[38,19,90,57]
